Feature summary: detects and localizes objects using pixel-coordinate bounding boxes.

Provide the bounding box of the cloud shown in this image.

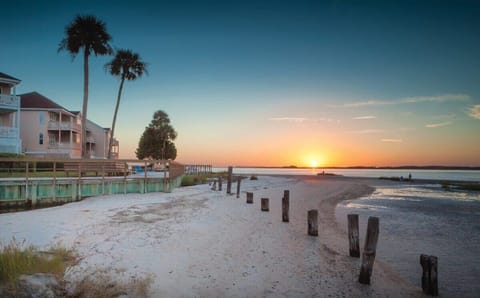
[269,117,335,123]
[352,116,376,120]
[425,121,452,128]
[338,94,470,108]
[346,129,385,134]
[469,105,480,119]
[381,138,403,143]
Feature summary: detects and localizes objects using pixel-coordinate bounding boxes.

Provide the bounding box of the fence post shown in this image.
[359,216,380,284]
[227,166,233,194]
[282,190,289,222]
[420,254,438,296]
[261,198,269,211]
[307,210,318,236]
[246,192,253,204]
[348,214,360,257]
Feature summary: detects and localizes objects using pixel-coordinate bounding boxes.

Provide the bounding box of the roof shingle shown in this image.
[19,92,69,111]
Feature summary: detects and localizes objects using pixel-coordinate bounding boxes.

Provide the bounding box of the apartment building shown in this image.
[20,92,82,158]
[0,72,22,154]
[85,118,119,159]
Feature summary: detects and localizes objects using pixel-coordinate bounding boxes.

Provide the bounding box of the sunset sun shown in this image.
[310,160,319,168]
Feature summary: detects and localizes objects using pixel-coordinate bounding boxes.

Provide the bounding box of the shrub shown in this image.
[180,176,195,186]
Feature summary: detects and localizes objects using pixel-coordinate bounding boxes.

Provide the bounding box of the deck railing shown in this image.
[0,158,186,210]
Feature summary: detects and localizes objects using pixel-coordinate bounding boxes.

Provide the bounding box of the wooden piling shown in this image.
[227,166,233,194]
[236,177,241,198]
[261,198,269,211]
[282,190,289,222]
[218,177,222,191]
[246,192,253,204]
[211,179,217,190]
[420,254,438,296]
[359,216,380,284]
[307,210,318,236]
[348,214,360,258]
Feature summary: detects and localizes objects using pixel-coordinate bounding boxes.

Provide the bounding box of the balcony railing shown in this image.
[48,120,81,131]
[48,141,81,150]
[86,136,95,143]
[0,126,19,138]
[0,94,19,110]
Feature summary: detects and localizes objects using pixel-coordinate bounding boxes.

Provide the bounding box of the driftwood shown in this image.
[348,214,360,257]
[358,217,379,284]
[307,210,318,236]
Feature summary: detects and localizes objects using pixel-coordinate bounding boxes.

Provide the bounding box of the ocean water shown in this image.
[336,183,480,297]
[213,167,480,182]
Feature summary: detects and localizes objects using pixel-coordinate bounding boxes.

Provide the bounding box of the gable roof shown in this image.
[19,92,70,111]
[0,72,21,85]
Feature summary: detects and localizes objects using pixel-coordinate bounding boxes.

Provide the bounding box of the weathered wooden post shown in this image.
[261,198,269,211]
[307,210,318,236]
[211,179,217,190]
[420,254,438,296]
[348,214,360,258]
[236,177,241,198]
[282,190,289,222]
[246,192,253,204]
[359,216,380,284]
[227,166,233,194]
[218,177,222,191]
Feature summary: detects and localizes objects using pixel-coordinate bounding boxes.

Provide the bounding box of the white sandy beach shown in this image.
[0,176,423,297]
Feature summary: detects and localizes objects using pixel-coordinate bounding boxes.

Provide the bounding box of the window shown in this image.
[39,112,45,124]
[39,133,44,145]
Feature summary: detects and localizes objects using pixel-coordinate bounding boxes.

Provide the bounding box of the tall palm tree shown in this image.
[105,49,148,159]
[59,15,112,158]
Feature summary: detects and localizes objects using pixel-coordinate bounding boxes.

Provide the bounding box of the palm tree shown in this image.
[105,49,148,159]
[59,15,112,158]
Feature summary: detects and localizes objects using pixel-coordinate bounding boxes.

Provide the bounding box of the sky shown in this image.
[2,0,480,167]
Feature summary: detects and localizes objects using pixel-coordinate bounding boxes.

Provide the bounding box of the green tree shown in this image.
[59,15,112,158]
[105,49,148,159]
[136,110,177,160]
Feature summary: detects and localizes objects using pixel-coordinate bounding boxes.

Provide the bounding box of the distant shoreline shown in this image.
[233,165,480,170]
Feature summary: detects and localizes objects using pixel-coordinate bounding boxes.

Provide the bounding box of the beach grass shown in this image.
[0,239,76,284]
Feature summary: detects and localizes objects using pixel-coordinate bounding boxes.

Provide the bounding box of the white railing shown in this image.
[48,141,81,150]
[0,126,19,138]
[0,94,19,109]
[48,120,81,131]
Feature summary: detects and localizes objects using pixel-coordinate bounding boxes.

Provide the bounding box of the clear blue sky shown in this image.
[2,0,480,166]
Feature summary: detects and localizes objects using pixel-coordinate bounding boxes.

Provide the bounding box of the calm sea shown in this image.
[212,167,480,182]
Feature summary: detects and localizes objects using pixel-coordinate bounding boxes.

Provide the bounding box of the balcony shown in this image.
[48,120,81,132]
[86,136,95,143]
[48,141,81,150]
[0,126,19,138]
[0,94,19,111]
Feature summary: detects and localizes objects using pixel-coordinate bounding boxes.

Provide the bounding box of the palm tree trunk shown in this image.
[108,77,125,159]
[82,51,89,159]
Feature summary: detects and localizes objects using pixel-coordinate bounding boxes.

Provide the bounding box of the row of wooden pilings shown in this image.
[209,166,438,296]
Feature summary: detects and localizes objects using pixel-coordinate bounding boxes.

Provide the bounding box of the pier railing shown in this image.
[0,158,186,211]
